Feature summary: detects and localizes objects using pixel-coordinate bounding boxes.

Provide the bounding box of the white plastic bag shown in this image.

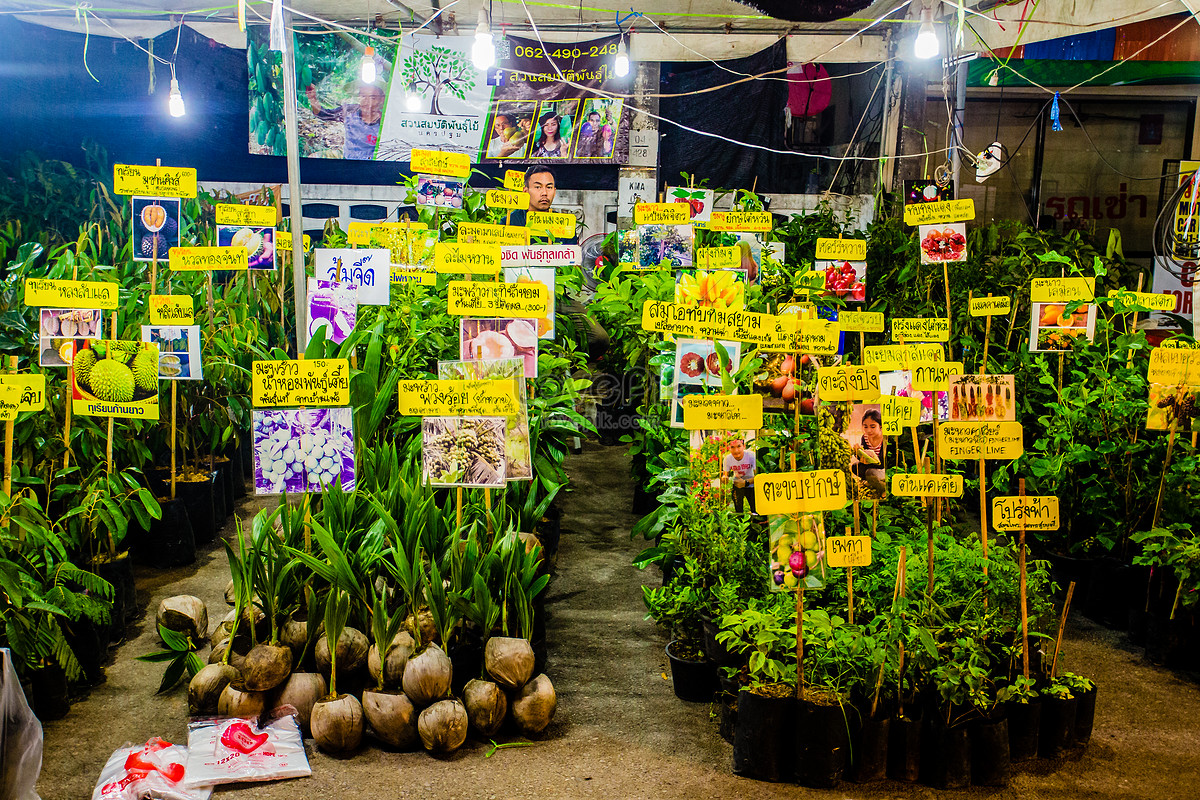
[92,738,212,800]
[184,713,311,788]
[0,648,42,800]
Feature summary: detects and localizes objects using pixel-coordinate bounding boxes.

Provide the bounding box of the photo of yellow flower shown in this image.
[675,269,746,312]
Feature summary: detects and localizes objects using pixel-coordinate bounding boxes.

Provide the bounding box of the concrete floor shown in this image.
[37,444,1200,799]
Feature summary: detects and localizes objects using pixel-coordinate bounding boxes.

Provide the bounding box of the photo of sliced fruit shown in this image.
[680,352,705,378]
[918,223,967,264]
[672,339,741,387]
[1031,302,1096,352]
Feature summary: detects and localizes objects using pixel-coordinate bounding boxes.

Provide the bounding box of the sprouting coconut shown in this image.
[226,514,294,692]
[209,637,247,672]
[189,663,239,715]
[362,690,419,749]
[156,595,208,644]
[367,632,415,688]
[241,642,293,692]
[511,673,557,735]
[272,672,326,735]
[463,678,508,737]
[402,644,452,708]
[417,699,468,754]
[485,637,535,690]
[217,681,266,719]
[314,627,368,679]
[309,588,364,754]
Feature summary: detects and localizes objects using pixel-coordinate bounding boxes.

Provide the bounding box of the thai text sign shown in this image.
[434,243,503,274]
[991,496,1060,530]
[681,394,764,430]
[24,279,118,310]
[755,469,848,514]
[169,247,249,271]
[938,421,1024,459]
[252,359,350,407]
[113,164,197,197]
[396,379,518,416]
[902,199,975,226]
[890,473,964,497]
[447,281,549,317]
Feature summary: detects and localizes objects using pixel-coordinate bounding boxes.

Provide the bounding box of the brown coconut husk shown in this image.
[463,678,508,737]
[314,627,369,678]
[417,699,468,754]
[217,681,267,719]
[241,642,293,692]
[517,531,542,556]
[311,693,364,754]
[156,595,208,643]
[401,644,452,708]
[224,579,236,605]
[362,690,419,749]
[272,672,326,735]
[510,673,556,735]
[188,663,240,715]
[405,608,439,647]
[281,618,308,655]
[485,637,535,690]
[367,631,416,689]
[209,637,248,671]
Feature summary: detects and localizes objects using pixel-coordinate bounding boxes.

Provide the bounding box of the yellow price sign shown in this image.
[251,359,350,407]
[527,210,577,240]
[149,295,195,325]
[991,496,1060,531]
[641,300,797,346]
[0,384,19,421]
[504,170,526,191]
[970,295,1012,317]
[706,211,772,232]
[434,242,502,274]
[0,375,46,412]
[391,268,436,286]
[827,535,872,568]
[902,199,975,226]
[169,246,249,271]
[23,278,118,310]
[755,469,848,514]
[1030,277,1096,303]
[881,395,922,435]
[215,203,277,226]
[634,203,690,225]
[1147,347,1200,385]
[485,190,529,210]
[890,473,964,497]
[397,379,518,416]
[862,343,945,371]
[347,221,426,246]
[816,366,880,402]
[838,310,885,333]
[681,394,764,430]
[458,222,531,247]
[1107,289,1177,312]
[891,317,951,343]
[695,246,741,270]
[910,361,963,392]
[410,149,471,178]
[113,164,197,197]
[815,238,867,261]
[447,280,549,317]
[275,231,312,251]
[937,421,1024,460]
[784,320,841,355]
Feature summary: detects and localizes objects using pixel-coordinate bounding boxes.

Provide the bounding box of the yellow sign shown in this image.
[434,242,502,274]
[23,278,118,310]
[970,295,1012,317]
[396,379,518,416]
[785,320,841,355]
[991,496,1060,531]
[695,247,741,270]
[707,211,772,232]
[410,149,471,178]
[681,394,764,430]
[0,375,46,412]
[937,421,1024,460]
[838,310,885,333]
[391,268,437,286]
[275,231,312,251]
[755,469,848,514]
[892,317,951,343]
[910,361,963,392]
[485,190,529,210]
[641,300,797,346]
[862,344,945,371]
[215,203,277,226]
[827,536,872,568]
[1147,347,1200,385]
[902,199,975,226]
[881,395,922,434]
[0,385,20,421]
[346,221,426,246]
[113,164,197,197]
[447,281,549,317]
[526,210,576,240]
[816,366,880,402]
[890,473,964,497]
[504,170,526,191]
[815,238,867,261]
[251,359,350,407]
[169,246,249,271]
[149,295,195,325]
[1030,277,1096,303]
[1107,289,1177,312]
[634,203,690,226]
[458,222,531,247]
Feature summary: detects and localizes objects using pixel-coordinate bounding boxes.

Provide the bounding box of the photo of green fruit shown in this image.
[72,339,161,421]
[768,513,826,592]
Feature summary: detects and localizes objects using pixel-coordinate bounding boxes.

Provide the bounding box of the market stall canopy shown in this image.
[8,0,1198,62]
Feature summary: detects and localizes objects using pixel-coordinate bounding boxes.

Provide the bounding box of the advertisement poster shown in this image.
[217,225,276,270]
[1148,256,1194,341]
[72,340,161,420]
[131,197,181,261]
[253,408,356,494]
[141,326,203,380]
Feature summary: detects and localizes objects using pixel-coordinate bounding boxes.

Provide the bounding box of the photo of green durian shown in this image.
[73,339,161,405]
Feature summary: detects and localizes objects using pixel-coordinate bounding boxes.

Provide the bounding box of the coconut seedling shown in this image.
[211,522,268,717]
[402,556,455,709]
[310,588,364,753]
[459,573,508,736]
[241,510,299,692]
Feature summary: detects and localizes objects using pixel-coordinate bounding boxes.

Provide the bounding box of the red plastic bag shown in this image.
[92,738,211,800]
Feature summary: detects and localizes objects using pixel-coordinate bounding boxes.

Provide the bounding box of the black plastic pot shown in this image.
[538,505,562,561]
[209,463,228,523]
[93,551,137,633]
[239,430,254,477]
[849,713,889,783]
[1145,611,1189,667]
[718,696,737,744]
[1074,686,1097,746]
[175,472,217,544]
[449,637,483,697]
[665,640,717,703]
[887,712,921,782]
[132,497,195,568]
[1046,552,1097,609]
[1039,695,1078,757]
[701,615,739,666]
[64,617,109,686]
[1004,699,1041,762]
[31,662,70,721]
[227,441,247,499]
[795,696,849,788]
[920,717,971,789]
[661,555,686,586]
[146,465,171,498]
[970,715,1011,787]
[733,689,795,782]
[211,456,234,519]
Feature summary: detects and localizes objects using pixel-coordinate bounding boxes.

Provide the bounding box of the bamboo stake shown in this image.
[105,312,117,475]
[456,485,463,531]
[1002,298,1019,353]
[2,357,15,498]
[943,262,952,361]
[870,546,905,717]
[1019,478,1030,679]
[795,586,804,701]
[980,301,993,580]
[1126,273,1144,369]
[170,381,178,499]
[63,259,80,472]
[1151,418,1180,529]
[845,525,855,625]
[1049,580,1076,679]
[150,157,161,293]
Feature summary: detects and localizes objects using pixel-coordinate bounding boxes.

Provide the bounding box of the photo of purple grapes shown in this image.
[253,407,355,494]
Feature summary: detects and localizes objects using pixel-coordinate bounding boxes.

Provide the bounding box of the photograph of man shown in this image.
[484,103,535,160]
[305,81,385,160]
[724,437,757,515]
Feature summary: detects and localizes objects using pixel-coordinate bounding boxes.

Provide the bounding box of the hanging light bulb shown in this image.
[472,9,495,70]
[914,7,939,60]
[614,37,629,77]
[361,46,377,83]
[168,77,185,117]
[405,85,421,112]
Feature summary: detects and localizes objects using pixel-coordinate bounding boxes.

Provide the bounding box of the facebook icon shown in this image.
[486,68,506,86]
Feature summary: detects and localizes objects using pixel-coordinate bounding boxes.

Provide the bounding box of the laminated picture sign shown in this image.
[253,407,355,494]
[72,340,161,421]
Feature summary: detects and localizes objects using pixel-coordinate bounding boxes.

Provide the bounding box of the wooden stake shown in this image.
[1019,478,1030,679]
[795,586,804,701]
[63,260,80,472]
[106,313,116,475]
[1002,297,1019,353]
[2,357,15,498]
[942,262,952,361]
[1127,273,1144,369]
[1049,580,1076,679]
[980,309,992,579]
[150,157,161,293]
[456,485,463,531]
[1151,418,1180,529]
[845,525,855,625]
[870,546,906,717]
[170,381,178,500]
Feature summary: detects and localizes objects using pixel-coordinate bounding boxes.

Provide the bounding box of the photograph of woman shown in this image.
[848,405,886,499]
[530,100,578,160]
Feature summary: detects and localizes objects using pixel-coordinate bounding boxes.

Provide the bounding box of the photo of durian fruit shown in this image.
[131,196,181,262]
[218,224,276,270]
[71,339,161,421]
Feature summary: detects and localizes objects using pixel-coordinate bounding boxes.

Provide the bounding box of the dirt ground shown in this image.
[37,444,1200,799]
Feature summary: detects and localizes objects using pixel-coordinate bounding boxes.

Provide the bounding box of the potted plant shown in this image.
[997,673,1041,762]
[309,588,364,753]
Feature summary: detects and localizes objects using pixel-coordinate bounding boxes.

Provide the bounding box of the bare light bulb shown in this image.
[405,87,421,112]
[614,38,629,77]
[168,78,185,117]
[914,9,939,60]
[472,9,495,70]
[361,46,377,83]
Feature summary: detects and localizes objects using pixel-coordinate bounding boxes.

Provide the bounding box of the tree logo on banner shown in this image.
[401,46,476,116]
